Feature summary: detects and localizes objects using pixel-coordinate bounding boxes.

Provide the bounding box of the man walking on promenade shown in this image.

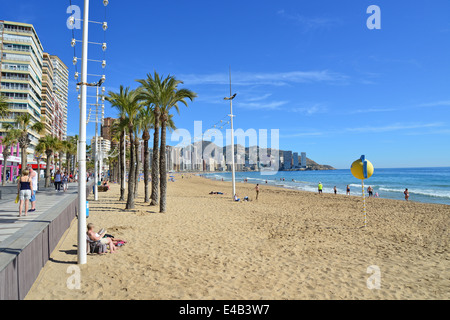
[28,165,38,212]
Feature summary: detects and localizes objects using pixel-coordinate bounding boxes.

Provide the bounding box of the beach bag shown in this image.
[15,194,19,204]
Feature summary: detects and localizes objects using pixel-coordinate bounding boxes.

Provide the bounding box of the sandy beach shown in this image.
[25,174,449,300]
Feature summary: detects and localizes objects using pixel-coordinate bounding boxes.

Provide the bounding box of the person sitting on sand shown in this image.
[87,223,117,253]
[234,194,240,202]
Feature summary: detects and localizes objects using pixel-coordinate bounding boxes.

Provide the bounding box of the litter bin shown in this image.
[86,201,89,218]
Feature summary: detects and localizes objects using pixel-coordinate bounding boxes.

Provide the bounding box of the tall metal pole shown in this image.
[94,85,99,200]
[77,0,89,265]
[230,99,235,198]
[229,67,236,198]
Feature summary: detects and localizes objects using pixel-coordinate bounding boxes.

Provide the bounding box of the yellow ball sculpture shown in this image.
[351,155,374,180]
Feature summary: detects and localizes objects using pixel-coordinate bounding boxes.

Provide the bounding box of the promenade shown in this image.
[0,180,93,300]
[0,181,77,243]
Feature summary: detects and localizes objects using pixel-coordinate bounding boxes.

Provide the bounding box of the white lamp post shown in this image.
[224,69,236,199]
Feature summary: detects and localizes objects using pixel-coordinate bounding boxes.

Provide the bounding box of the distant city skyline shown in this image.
[2,1,449,169]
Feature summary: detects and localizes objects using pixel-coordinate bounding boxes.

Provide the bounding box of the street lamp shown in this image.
[224,71,237,199]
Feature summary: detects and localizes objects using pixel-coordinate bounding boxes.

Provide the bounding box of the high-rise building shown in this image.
[283,151,292,170]
[293,152,299,168]
[101,117,116,141]
[0,20,44,152]
[40,52,54,137]
[50,55,68,141]
[301,152,307,168]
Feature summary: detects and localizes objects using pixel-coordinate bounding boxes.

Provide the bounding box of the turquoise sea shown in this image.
[202,167,450,206]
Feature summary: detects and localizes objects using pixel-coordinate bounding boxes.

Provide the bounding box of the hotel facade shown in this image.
[0,20,69,167]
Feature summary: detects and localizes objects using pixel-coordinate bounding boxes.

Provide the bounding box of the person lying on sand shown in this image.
[209,191,224,195]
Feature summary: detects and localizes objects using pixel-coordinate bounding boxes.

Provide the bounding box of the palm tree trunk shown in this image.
[159,119,167,213]
[2,150,10,186]
[36,157,41,189]
[126,126,135,209]
[66,152,71,176]
[143,134,150,203]
[134,138,139,197]
[119,131,125,201]
[45,153,52,187]
[150,109,160,206]
[20,144,27,171]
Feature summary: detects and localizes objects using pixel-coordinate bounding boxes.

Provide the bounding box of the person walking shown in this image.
[318,182,323,194]
[404,188,409,201]
[54,170,62,192]
[27,165,38,212]
[17,169,33,217]
[346,185,350,195]
[62,173,69,192]
[255,184,260,200]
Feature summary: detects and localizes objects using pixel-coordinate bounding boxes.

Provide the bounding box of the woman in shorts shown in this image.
[17,169,34,217]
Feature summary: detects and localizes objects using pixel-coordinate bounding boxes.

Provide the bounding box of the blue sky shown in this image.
[2,0,450,169]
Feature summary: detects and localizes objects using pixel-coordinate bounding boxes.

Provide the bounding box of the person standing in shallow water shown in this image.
[318,182,323,194]
[404,188,409,201]
[255,184,260,200]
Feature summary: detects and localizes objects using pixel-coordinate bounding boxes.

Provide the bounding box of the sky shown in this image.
[2,0,450,169]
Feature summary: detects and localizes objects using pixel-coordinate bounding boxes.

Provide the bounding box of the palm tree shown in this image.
[34,140,46,188]
[0,95,9,120]
[107,90,131,202]
[14,113,45,170]
[136,106,154,203]
[159,81,196,212]
[139,73,197,213]
[133,122,141,198]
[110,122,122,184]
[136,72,162,206]
[106,86,141,209]
[38,135,58,187]
[62,138,77,176]
[1,123,19,186]
[110,119,126,201]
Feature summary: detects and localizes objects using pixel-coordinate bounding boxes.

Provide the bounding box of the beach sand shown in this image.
[25,174,449,300]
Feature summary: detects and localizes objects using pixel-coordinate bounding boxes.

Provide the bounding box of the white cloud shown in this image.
[277,9,342,32]
[178,70,348,87]
[345,122,444,133]
[237,100,289,111]
[289,103,327,115]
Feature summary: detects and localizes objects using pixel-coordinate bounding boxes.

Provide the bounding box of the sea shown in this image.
[201,167,450,206]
